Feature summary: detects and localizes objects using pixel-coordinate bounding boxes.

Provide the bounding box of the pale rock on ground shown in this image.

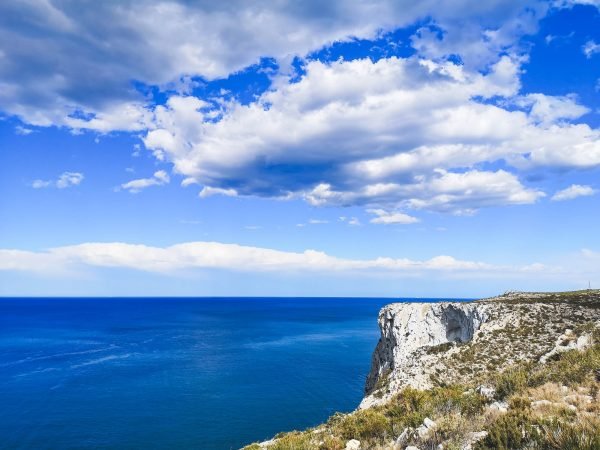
[461,431,489,450]
[531,399,578,412]
[476,385,495,399]
[540,330,591,363]
[256,438,275,449]
[415,417,436,438]
[345,439,361,450]
[395,427,413,446]
[489,401,509,413]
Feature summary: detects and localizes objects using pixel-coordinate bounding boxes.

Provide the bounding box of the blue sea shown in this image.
[0,297,413,449]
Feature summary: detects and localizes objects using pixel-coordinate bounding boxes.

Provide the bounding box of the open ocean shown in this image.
[0,297,439,449]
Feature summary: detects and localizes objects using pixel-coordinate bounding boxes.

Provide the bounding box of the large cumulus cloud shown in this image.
[2,0,599,215]
[0,0,547,128]
[142,55,598,213]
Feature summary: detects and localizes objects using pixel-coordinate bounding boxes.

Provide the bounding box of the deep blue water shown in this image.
[0,297,418,449]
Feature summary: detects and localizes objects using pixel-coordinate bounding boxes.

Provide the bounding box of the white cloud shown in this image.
[368,209,419,224]
[198,186,238,198]
[63,102,153,133]
[0,241,542,276]
[348,217,362,226]
[405,170,545,214]
[142,55,595,214]
[554,0,600,9]
[296,218,330,227]
[551,184,596,201]
[119,170,170,193]
[31,180,52,189]
[544,31,574,46]
[339,216,362,226]
[32,172,84,189]
[410,4,546,69]
[582,40,600,58]
[15,125,35,135]
[0,0,552,131]
[3,1,599,219]
[581,248,600,259]
[304,169,544,214]
[514,93,589,124]
[56,172,85,189]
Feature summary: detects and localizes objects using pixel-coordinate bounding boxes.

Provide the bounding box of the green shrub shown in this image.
[541,418,600,450]
[383,385,486,432]
[476,411,539,450]
[427,342,455,354]
[385,388,432,427]
[493,366,530,399]
[318,435,345,450]
[430,386,486,417]
[242,444,262,450]
[508,396,531,411]
[269,431,314,450]
[330,408,390,441]
[540,344,600,386]
[372,367,391,396]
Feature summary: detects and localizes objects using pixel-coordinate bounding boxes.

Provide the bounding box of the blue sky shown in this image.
[1,0,599,297]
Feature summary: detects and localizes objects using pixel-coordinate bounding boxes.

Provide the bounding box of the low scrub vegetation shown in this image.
[243,322,599,450]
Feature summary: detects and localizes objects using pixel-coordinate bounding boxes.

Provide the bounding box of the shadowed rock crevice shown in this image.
[443,306,476,343]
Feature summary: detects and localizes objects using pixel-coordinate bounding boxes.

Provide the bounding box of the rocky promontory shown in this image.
[361,291,599,408]
[244,290,600,450]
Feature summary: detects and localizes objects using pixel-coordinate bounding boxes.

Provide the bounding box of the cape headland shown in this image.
[243,290,600,450]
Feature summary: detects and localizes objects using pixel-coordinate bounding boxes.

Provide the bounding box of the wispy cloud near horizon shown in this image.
[0,241,544,277]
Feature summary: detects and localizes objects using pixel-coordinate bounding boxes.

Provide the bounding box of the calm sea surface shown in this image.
[0,297,441,449]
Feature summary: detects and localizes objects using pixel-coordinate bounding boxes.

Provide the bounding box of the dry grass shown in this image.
[242,321,600,450]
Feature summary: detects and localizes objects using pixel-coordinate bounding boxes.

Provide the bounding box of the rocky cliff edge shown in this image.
[361,290,599,408]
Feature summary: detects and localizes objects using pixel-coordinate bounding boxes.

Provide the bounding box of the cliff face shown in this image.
[361,291,600,408]
[362,302,489,407]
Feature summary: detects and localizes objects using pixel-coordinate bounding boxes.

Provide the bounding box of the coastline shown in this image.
[243,290,600,450]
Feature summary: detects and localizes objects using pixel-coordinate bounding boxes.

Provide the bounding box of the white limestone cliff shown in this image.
[359,293,600,409]
[360,301,491,408]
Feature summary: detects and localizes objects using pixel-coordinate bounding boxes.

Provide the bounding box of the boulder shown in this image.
[416,417,436,438]
[395,428,413,445]
[489,401,509,413]
[345,439,361,450]
[476,385,496,400]
[461,431,488,450]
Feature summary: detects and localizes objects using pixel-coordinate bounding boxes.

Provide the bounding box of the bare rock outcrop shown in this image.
[361,291,599,408]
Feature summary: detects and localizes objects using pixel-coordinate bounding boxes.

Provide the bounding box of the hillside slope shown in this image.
[362,290,599,408]
[243,290,600,450]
